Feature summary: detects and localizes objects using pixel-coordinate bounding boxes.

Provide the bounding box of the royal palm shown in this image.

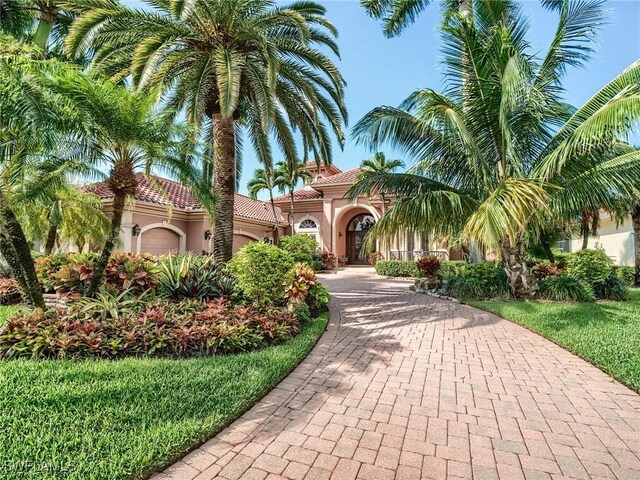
[247,168,281,245]
[64,0,347,264]
[350,1,640,297]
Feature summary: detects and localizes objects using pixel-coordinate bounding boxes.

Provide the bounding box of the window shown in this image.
[299,218,318,229]
[420,234,429,252]
[406,231,415,252]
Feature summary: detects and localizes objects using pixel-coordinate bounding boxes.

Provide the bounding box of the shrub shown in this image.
[438,260,467,280]
[307,283,330,314]
[593,273,629,301]
[279,234,320,264]
[0,296,299,360]
[565,249,613,287]
[284,263,317,305]
[416,255,441,278]
[104,253,159,292]
[157,253,231,301]
[0,278,20,305]
[375,260,420,277]
[539,276,595,302]
[532,260,565,281]
[613,266,635,287]
[367,252,383,266]
[444,262,510,300]
[227,242,294,306]
[292,302,312,324]
[321,251,336,270]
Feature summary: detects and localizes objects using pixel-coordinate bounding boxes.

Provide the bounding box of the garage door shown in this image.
[140,228,180,255]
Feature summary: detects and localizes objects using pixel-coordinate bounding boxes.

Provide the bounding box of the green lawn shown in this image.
[469,290,640,392]
[0,307,328,480]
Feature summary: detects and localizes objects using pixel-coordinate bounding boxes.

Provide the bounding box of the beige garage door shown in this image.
[140,228,180,255]
[233,234,257,254]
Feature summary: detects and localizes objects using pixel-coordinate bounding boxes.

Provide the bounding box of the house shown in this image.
[86,173,287,255]
[564,216,637,266]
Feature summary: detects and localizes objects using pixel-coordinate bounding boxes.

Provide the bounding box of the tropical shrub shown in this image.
[613,266,635,287]
[307,283,330,315]
[0,279,20,305]
[321,251,336,270]
[565,249,613,287]
[285,263,317,305]
[157,253,233,301]
[438,260,467,280]
[367,252,383,266]
[104,253,159,292]
[416,255,441,278]
[532,260,565,281]
[539,276,595,303]
[375,260,420,277]
[227,242,294,306]
[444,262,510,300]
[593,273,629,301]
[292,302,312,324]
[0,296,299,360]
[279,235,320,264]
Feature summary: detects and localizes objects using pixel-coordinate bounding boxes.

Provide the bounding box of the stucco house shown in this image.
[86,173,288,256]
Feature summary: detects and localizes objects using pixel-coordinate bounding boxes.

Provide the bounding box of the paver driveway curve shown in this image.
[153,269,640,480]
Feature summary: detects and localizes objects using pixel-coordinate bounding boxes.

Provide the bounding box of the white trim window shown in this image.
[298,217,320,244]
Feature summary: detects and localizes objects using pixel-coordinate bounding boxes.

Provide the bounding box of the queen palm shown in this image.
[275,159,313,233]
[350,1,640,297]
[247,168,281,245]
[48,71,211,296]
[63,0,347,264]
[357,152,404,215]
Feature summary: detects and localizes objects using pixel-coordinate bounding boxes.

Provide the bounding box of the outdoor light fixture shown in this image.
[132,224,141,237]
[204,229,212,240]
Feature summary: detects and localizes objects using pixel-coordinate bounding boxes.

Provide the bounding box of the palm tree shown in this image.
[357,152,404,215]
[275,160,313,234]
[48,71,211,296]
[349,1,640,298]
[247,168,281,245]
[0,1,72,50]
[63,0,347,265]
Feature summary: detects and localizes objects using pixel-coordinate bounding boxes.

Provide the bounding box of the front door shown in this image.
[347,231,367,265]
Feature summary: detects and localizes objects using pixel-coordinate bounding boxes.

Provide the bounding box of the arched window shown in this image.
[298,217,320,243]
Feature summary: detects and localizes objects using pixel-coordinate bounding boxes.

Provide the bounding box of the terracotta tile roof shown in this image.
[311,167,361,186]
[305,159,342,174]
[273,187,323,203]
[86,173,285,224]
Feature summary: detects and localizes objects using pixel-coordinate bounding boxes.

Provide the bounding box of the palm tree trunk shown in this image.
[33,6,58,49]
[269,192,280,246]
[289,191,295,234]
[501,235,538,298]
[633,204,640,287]
[539,230,555,263]
[0,191,45,308]
[212,113,236,264]
[580,211,590,250]
[44,223,57,255]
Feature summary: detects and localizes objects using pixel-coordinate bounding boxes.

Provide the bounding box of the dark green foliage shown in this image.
[227,242,295,306]
[565,249,613,287]
[375,260,420,277]
[438,260,467,279]
[292,302,312,324]
[157,253,234,301]
[279,234,321,265]
[613,266,635,287]
[444,262,510,300]
[306,283,330,315]
[539,276,595,302]
[593,273,629,301]
[0,295,299,360]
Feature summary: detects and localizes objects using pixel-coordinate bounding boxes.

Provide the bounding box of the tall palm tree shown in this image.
[48,71,212,296]
[350,1,640,298]
[275,160,313,234]
[0,1,72,50]
[247,168,281,245]
[357,152,404,215]
[63,0,347,265]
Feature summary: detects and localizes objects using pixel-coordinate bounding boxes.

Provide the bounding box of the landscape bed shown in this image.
[469,291,640,393]
[0,305,328,480]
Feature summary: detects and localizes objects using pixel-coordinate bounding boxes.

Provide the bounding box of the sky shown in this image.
[124,0,640,197]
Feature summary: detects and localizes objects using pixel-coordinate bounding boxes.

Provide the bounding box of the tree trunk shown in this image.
[0,190,45,308]
[269,193,280,246]
[539,230,555,263]
[86,161,137,296]
[212,113,236,265]
[33,7,58,50]
[289,191,295,234]
[501,235,538,299]
[633,204,640,287]
[44,223,57,255]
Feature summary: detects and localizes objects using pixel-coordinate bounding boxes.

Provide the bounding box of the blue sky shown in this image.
[125,1,640,197]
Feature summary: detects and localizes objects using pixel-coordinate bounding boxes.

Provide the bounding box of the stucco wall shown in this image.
[569,216,634,266]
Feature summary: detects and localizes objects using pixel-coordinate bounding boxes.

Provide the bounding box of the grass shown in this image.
[0,305,18,324]
[0,310,328,480]
[468,290,640,392]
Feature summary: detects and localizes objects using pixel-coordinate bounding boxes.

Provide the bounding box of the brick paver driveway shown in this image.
[154,269,640,480]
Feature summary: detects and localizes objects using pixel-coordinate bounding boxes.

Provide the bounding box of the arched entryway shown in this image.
[346,213,376,265]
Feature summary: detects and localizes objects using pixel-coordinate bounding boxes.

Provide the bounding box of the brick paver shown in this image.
[152,269,640,480]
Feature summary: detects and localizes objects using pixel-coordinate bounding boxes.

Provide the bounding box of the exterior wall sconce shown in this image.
[132,224,141,237]
[204,229,212,240]
[338,231,343,238]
